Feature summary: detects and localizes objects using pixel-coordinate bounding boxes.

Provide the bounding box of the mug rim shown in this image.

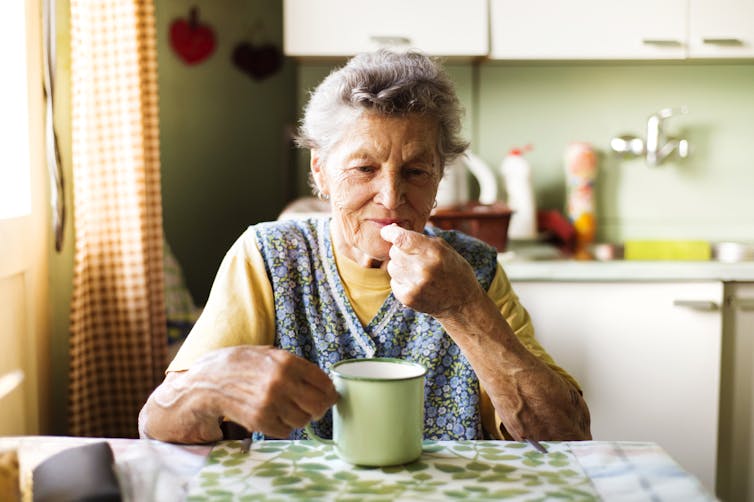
[331,357,427,381]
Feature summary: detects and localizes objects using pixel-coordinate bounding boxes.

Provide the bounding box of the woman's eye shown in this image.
[355,165,375,173]
[405,167,430,179]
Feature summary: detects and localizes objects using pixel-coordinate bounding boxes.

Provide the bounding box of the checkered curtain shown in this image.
[68,0,166,438]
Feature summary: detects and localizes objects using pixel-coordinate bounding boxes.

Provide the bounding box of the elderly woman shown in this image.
[139,50,590,444]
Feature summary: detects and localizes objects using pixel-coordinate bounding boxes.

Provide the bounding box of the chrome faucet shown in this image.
[645,107,689,166]
[610,107,689,167]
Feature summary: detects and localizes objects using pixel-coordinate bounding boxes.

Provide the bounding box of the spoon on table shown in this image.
[240,436,252,454]
[526,438,548,454]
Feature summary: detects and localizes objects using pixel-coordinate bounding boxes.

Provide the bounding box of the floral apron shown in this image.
[252,217,497,441]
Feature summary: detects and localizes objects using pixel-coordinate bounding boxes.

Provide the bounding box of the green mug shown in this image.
[305,358,427,466]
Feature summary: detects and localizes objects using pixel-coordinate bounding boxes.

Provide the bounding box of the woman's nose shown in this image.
[375,173,404,209]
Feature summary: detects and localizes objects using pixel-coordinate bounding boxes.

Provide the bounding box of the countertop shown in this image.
[499,244,754,282]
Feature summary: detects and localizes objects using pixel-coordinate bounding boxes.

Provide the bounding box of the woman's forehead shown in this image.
[336,113,440,159]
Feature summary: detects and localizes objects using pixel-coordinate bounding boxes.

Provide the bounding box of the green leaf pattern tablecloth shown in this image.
[187,440,598,501]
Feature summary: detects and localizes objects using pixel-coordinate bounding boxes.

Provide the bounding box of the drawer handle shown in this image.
[370,35,411,46]
[673,300,719,311]
[642,38,683,47]
[702,38,743,46]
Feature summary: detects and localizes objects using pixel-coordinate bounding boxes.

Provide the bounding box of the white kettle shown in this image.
[435,151,498,208]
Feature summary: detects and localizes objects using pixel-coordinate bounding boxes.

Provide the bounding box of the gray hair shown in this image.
[295,49,469,167]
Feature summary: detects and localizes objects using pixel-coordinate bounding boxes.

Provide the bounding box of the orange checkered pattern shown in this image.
[69,0,166,438]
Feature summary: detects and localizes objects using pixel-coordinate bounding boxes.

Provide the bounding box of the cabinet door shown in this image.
[283,0,488,57]
[688,0,754,57]
[511,281,722,492]
[490,0,687,59]
[717,282,754,502]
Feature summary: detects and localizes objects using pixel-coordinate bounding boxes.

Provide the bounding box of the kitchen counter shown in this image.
[499,253,754,282]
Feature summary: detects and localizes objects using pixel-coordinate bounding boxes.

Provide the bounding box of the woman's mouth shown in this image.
[369,218,404,228]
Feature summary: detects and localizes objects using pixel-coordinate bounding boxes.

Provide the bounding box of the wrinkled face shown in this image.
[311,112,442,268]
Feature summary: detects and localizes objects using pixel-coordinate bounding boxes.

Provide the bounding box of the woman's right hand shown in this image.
[140,346,338,443]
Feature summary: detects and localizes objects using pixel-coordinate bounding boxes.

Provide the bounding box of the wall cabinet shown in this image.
[284,0,753,60]
[490,0,754,59]
[283,0,488,58]
[511,280,723,492]
[490,0,687,60]
[688,0,754,58]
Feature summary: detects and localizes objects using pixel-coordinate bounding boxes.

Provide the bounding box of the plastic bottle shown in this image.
[500,146,537,240]
[563,142,597,259]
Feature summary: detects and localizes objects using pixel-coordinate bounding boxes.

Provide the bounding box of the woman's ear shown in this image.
[310,150,328,197]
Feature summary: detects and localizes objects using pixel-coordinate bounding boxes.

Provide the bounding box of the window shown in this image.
[0,0,32,220]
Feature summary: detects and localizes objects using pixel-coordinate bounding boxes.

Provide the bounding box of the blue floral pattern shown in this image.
[253,218,498,441]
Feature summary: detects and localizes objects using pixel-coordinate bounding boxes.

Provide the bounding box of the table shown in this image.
[0,436,210,501]
[1,437,714,501]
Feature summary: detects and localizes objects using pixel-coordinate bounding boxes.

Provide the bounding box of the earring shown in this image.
[432,199,438,208]
[318,192,330,201]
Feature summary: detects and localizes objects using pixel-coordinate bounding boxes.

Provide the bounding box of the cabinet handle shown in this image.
[369,35,411,47]
[642,39,683,47]
[673,300,719,311]
[702,38,743,46]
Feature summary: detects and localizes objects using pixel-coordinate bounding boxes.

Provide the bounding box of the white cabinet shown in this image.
[688,0,754,58]
[490,0,754,59]
[283,0,488,58]
[283,0,753,60]
[490,0,687,60]
[511,280,722,492]
[717,282,754,502]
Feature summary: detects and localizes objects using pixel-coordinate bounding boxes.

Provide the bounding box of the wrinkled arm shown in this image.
[434,287,591,441]
[381,224,590,441]
[139,345,338,444]
[139,371,224,443]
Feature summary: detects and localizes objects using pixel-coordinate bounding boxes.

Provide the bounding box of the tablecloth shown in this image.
[186,440,715,501]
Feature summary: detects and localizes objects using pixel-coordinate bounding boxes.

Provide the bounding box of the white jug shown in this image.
[436,151,498,208]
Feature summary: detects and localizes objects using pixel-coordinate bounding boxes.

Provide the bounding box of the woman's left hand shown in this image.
[380,224,484,317]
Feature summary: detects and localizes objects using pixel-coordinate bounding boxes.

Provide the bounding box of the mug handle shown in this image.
[304,423,334,445]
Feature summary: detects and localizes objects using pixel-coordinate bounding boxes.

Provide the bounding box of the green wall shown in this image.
[157,0,297,304]
[48,0,74,435]
[296,61,754,244]
[477,62,754,242]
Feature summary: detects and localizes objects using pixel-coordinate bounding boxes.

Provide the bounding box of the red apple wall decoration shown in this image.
[170,7,216,65]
